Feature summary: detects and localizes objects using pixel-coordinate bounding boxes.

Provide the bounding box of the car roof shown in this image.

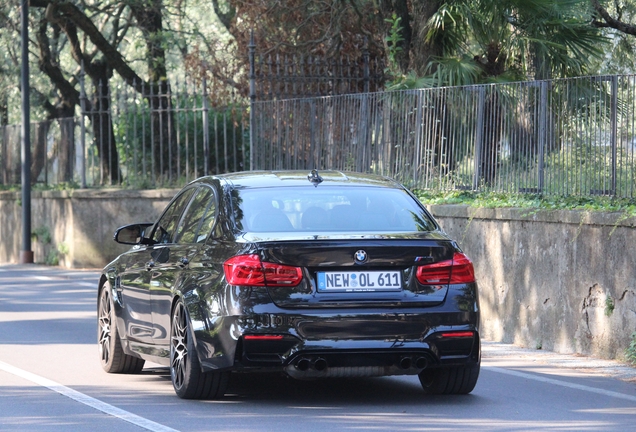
[195,170,404,190]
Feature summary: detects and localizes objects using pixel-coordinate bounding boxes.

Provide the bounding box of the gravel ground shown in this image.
[482,340,636,383]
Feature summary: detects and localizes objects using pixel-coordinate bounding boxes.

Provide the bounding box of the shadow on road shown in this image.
[136,366,484,407]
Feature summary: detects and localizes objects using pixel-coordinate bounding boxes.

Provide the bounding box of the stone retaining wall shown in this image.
[428,205,636,361]
[0,189,177,268]
[0,190,634,360]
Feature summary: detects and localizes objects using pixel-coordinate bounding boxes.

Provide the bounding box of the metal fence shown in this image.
[249,43,386,100]
[3,74,636,198]
[1,119,85,186]
[1,80,248,188]
[251,75,636,197]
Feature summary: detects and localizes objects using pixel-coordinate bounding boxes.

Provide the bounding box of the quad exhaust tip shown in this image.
[313,358,327,372]
[400,356,428,370]
[294,357,329,372]
[399,357,412,369]
[295,358,310,371]
[294,355,428,372]
[415,356,428,369]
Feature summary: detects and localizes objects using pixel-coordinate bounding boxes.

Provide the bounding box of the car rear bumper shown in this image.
[191,303,480,377]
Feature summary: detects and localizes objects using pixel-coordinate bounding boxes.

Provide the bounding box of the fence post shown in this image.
[202,76,210,176]
[310,99,316,168]
[473,86,485,190]
[79,62,87,188]
[249,31,256,171]
[611,75,618,196]
[363,38,370,94]
[538,81,547,193]
[413,90,424,186]
[149,82,156,185]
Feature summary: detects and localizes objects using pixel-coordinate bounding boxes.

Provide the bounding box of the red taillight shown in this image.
[416,259,453,285]
[416,252,475,285]
[449,252,476,284]
[224,254,265,285]
[223,254,302,287]
[262,261,303,286]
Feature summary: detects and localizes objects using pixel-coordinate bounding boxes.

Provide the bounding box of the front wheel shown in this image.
[170,300,229,399]
[98,283,145,373]
[418,362,480,395]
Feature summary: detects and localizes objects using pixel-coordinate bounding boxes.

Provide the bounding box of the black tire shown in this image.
[98,283,145,373]
[170,300,229,399]
[418,362,480,395]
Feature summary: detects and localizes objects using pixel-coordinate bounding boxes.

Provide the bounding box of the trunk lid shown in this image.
[256,234,457,309]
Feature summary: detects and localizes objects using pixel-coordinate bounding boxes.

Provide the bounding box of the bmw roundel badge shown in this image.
[354,250,368,264]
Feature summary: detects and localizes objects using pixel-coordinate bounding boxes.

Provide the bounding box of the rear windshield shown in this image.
[235,186,436,233]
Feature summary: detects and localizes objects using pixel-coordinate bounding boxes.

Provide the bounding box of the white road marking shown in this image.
[485,366,636,403]
[0,360,179,432]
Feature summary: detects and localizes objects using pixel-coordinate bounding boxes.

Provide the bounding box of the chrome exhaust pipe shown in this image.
[313,358,328,372]
[415,357,428,369]
[295,358,310,371]
[399,357,412,370]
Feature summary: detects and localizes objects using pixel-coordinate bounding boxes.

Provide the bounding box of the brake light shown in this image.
[224,254,265,285]
[416,252,475,285]
[224,254,303,287]
[448,252,475,284]
[262,261,303,286]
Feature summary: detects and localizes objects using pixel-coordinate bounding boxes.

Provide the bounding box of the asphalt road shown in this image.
[1,265,635,432]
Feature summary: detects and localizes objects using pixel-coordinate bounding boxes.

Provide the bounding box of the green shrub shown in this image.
[627,332,636,365]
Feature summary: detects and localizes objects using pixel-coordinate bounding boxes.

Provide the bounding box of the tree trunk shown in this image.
[380,0,413,74]
[32,120,50,183]
[0,93,8,126]
[90,68,121,185]
[147,81,176,181]
[410,0,443,76]
[129,0,177,180]
[56,117,75,183]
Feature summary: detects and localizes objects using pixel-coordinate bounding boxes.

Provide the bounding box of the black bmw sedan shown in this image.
[98,170,480,399]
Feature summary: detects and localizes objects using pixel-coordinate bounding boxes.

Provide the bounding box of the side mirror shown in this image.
[114,223,153,245]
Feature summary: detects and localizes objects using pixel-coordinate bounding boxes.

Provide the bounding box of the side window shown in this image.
[175,187,217,244]
[197,193,218,242]
[151,188,197,244]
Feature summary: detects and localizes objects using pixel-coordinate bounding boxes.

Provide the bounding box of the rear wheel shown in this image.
[170,300,229,399]
[418,362,480,395]
[98,283,145,373]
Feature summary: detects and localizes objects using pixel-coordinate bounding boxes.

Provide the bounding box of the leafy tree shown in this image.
[591,0,636,73]
[380,0,445,76]
[383,0,607,185]
[180,0,387,102]
[418,0,606,86]
[184,1,450,98]
[2,0,188,183]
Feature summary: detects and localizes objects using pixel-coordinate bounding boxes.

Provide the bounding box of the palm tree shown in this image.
[424,0,605,84]
[400,0,608,185]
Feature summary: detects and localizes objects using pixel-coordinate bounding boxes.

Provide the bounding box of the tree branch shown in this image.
[35,0,147,91]
[35,16,81,111]
[211,0,235,31]
[591,0,636,35]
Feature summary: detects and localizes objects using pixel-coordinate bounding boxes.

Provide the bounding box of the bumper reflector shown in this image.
[243,335,285,341]
[440,331,475,338]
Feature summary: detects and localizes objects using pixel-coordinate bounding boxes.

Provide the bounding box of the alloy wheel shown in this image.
[98,289,112,365]
[171,303,188,389]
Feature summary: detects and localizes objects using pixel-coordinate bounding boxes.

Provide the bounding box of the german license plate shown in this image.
[317,271,402,292]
